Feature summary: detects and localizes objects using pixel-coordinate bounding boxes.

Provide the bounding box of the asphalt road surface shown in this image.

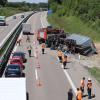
[8,11,100,100]
[13,12,75,100]
[0,12,32,45]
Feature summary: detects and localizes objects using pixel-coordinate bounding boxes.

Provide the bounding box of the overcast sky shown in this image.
[8,0,48,3]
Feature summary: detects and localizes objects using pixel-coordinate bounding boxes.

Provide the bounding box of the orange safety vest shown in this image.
[42,43,45,49]
[62,56,67,62]
[57,51,62,57]
[80,80,85,87]
[87,82,92,89]
[77,90,82,100]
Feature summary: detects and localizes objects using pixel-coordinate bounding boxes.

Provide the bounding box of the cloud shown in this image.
[8,0,48,3]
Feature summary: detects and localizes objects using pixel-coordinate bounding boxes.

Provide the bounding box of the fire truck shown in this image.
[37,27,64,44]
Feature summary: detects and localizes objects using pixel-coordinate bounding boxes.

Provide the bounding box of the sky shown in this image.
[8,0,48,3]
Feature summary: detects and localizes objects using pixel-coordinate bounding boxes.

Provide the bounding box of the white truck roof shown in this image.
[0,78,26,100]
[22,23,31,33]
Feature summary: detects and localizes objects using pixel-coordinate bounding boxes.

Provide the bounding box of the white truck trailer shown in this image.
[22,23,32,35]
[0,78,27,100]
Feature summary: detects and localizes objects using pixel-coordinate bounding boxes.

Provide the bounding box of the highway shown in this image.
[4,11,100,100]
[0,12,32,46]
[10,12,75,100]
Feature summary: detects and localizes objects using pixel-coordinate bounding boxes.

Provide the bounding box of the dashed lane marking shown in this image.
[35,68,38,80]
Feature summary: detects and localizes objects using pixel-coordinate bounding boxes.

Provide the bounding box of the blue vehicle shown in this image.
[5,64,23,77]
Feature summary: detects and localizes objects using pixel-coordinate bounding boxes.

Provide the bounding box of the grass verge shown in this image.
[88,67,100,83]
[0,7,24,17]
[48,14,100,42]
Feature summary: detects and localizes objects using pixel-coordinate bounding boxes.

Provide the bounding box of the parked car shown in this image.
[13,15,16,19]
[10,56,25,70]
[5,64,23,77]
[21,14,24,18]
[0,16,6,26]
[12,52,27,63]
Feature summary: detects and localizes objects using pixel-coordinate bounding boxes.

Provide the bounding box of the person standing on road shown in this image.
[16,38,22,46]
[87,78,92,99]
[27,45,32,57]
[57,49,63,63]
[68,88,73,100]
[80,77,85,94]
[62,55,67,69]
[41,43,46,54]
[76,88,82,100]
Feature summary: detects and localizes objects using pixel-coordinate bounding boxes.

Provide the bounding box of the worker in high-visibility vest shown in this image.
[16,38,22,46]
[62,54,67,69]
[80,77,85,94]
[87,78,92,99]
[76,88,82,100]
[57,50,63,63]
[41,43,46,54]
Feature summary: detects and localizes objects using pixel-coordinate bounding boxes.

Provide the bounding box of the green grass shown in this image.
[48,14,100,42]
[0,7,24,17]
[88,67,100,83]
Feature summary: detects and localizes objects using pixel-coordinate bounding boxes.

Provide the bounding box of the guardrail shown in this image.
[0,12,35,77]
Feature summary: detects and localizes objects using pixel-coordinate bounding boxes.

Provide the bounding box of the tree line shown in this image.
[0,0,48,11]
[48,0,100,22]
[0,0,7,6]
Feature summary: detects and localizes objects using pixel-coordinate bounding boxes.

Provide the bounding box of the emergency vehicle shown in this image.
[37,27,64,44]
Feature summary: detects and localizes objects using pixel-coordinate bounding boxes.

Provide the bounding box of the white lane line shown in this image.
[40,12,50,28]
[34,52,37,57]
[35,69,38,80]
[0,19,23,48]
[40,14,45,28]
[0,12,31,48]
[33,41,37,58]
[63,67,77,94]
[40,11,77,94]
[57,57,77,95]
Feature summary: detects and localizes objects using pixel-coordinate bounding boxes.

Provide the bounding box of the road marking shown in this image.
[57,57,77,95]
[34,52,37,57]
[0,12,32,48]
[40,12,77,95]
[63,68,77,94]
[0,18,23,48]
[40,12,50,28]
[40,14,45,28]
[35,69,38,80]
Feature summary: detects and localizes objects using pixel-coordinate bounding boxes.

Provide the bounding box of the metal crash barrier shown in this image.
[0,12,35,77]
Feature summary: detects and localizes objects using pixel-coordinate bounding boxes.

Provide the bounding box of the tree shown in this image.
[0,0,7,6]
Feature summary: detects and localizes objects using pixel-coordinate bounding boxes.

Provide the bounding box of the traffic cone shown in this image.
[37,63,40,68]
[37,78,42,87]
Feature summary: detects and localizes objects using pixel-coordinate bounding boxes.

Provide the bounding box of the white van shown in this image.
[0,16,6,26]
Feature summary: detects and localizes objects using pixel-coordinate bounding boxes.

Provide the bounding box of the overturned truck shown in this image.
[37,27,97,56]
[66,34,97,56]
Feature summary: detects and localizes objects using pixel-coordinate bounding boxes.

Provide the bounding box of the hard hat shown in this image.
[88,78,91,80]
